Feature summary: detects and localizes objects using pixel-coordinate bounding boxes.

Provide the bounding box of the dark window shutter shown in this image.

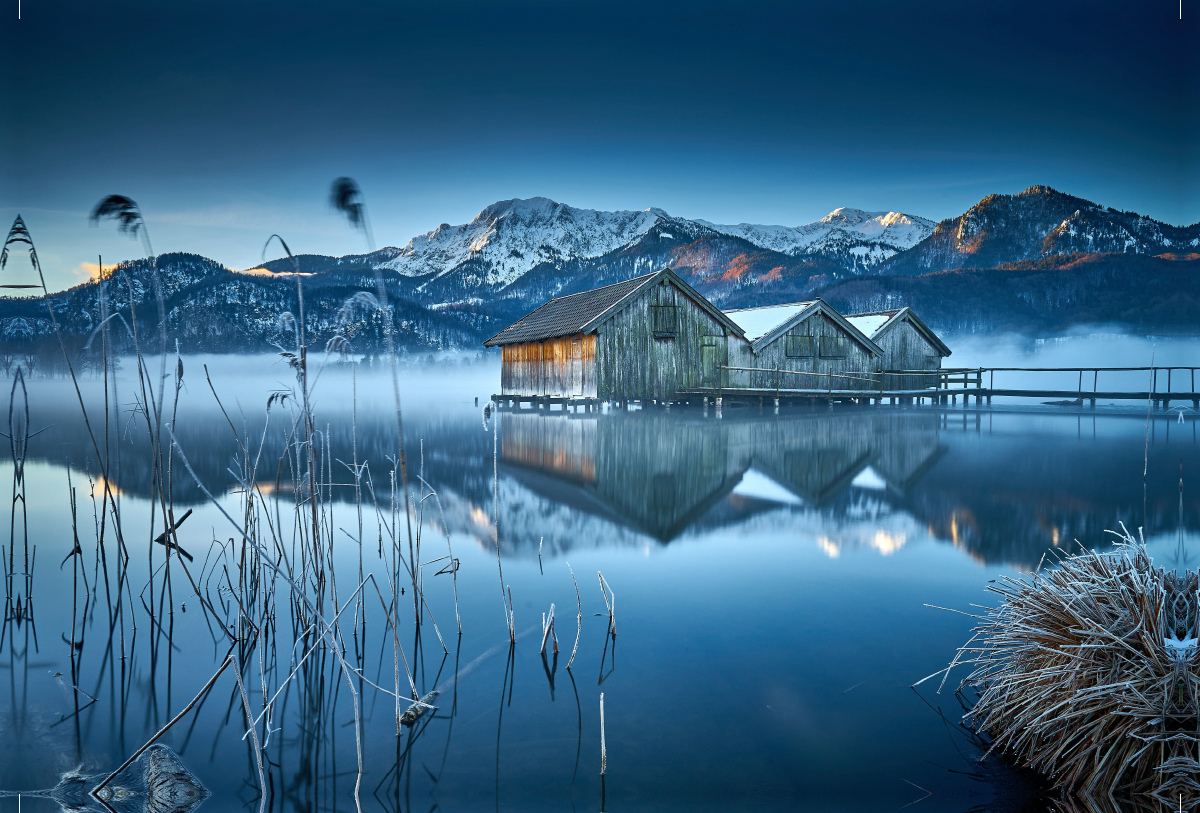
[820,336,847,358]
[785,335,814,358]
[652,305,678,338]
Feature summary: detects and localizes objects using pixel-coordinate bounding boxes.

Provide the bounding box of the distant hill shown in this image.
[0,253,493,354]
[817,252,1200,335]
[879,186,1199,275]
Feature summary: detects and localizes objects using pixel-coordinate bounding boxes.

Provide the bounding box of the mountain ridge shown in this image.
[3,186,1197,354]
[253,197,935,289]
[880,186,1200,275]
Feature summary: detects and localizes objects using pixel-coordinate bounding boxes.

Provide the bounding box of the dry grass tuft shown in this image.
[953,527,1200,810]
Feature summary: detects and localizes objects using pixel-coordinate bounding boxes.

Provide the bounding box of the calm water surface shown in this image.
[2,353,1198,813]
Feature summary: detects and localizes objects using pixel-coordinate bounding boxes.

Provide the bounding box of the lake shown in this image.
[1,343,1198,813]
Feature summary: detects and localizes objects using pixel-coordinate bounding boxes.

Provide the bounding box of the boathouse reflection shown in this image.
[499,410,945,542]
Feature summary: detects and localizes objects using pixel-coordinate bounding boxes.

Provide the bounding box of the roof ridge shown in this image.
[722,300,814,313]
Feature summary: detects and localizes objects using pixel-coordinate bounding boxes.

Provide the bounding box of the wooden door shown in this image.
[701,338,718,387]
[571,337,584,396]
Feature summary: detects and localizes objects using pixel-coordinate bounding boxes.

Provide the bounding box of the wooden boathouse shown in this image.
[844,308,951,390]
[719,299,883,391]
[487,272,1200,411]
[484,268,750,406]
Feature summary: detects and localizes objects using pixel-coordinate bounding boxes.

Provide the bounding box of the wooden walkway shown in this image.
[493,365,1200,411]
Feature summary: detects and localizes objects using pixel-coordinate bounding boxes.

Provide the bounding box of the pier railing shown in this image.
[894,366,1200,403]
[710,364,1200,406]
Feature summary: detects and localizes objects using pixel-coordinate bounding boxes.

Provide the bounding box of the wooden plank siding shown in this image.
[501,412,598,484]
[594,279,751,400]
[874,320,943,391]
[502,411,746,539]
[748,313,879,392]
[500,334,597,397]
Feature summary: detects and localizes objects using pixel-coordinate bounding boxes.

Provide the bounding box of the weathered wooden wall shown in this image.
[875,319,942,391]
[500,333,597,397]
[500,411,742,538]
[501,411,598,483]
[594,279,750,400]
[748,312,878,391]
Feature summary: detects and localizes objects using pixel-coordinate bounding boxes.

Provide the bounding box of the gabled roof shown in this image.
[722,298,882,356]
[844,307,951,357]
[483,268,747,346]
[721,302,814,342]
[842,310,899,338]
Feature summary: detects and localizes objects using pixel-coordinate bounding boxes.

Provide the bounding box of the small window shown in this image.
[652,305,678,338]
[819,336,848,358]
[924,355,941,370]
[785,335,814,358]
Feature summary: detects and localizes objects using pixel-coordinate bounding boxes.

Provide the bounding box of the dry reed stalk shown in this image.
[540,603,557,655]
[599,692,606,776]
[330,178,418,633]
[232,656,267,813]
[169,429,371,810]
[491,399,514,641]
[944,527,1200,809]
[417,474,461,635]
[597,572,615,636]
[566,563,582,669]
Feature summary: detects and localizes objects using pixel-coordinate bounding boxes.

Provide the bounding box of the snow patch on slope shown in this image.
[696,207,934,258]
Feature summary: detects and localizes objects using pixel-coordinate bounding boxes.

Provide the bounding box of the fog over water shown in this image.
[0,335,1197,812]
[950,330,1199,400]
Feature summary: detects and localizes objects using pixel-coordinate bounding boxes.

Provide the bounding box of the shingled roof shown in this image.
[483,269,746,346]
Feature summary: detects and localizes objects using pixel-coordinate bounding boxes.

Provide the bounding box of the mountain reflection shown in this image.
[10,384,1200,568]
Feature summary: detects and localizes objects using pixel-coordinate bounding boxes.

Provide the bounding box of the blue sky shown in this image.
[1,0,1195,290]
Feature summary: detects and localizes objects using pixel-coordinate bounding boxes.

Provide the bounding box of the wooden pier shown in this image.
[494,365,1200,411]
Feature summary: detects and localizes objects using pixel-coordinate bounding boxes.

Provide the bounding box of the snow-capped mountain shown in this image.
[881,186,1200,275]
[695,207,934,273]
[298,198,932,292]
[377,197,675,287]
